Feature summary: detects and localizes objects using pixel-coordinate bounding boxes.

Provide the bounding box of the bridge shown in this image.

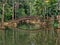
[0,15,59,31]
[0,16,43,31]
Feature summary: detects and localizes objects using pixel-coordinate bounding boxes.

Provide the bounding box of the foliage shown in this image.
[0,0,59,45]
[0,0,58,19]
[4,3,13,21]
[34,0,58,16]
[0,5,2,18]
[53,20,58,28]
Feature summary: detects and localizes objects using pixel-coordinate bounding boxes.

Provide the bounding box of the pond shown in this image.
[0,27,58,45]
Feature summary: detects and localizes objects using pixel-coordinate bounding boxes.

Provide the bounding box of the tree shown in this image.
[4,3,13,21]
[34,0,58,17]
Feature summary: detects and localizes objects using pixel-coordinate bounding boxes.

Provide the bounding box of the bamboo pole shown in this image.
[1,1,5,45]
[1,3,4,29]
[12,0,15,45]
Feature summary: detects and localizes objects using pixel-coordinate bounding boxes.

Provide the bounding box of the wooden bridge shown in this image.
[0,15,59,31]
[0,16,42,30]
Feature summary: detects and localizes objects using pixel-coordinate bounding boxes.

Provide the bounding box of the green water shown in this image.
[0,28,58,45]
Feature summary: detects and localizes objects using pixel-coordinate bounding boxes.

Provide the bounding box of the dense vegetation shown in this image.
[0,0,59,45]
[0,0,58,21]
